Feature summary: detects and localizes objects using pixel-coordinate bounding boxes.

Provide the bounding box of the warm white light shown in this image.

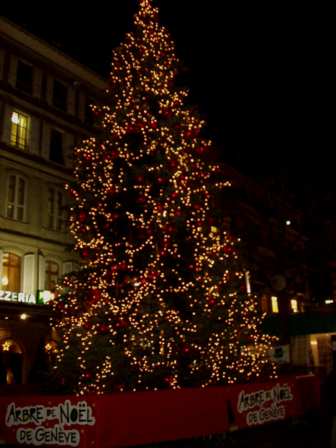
[271,296,279,313]
[286,220,291,226]
[20,313,28,320]
[245,271,251,295]
[11,112,19,124]
[325,299,333,305]
[2,341,11,351]
[290,299,298,313]
[1,276,8,286]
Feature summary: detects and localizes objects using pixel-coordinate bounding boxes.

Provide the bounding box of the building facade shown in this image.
[0,18,106,385]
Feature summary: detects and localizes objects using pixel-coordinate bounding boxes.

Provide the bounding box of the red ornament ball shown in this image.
[137,195,146,204]
[128,125,135,133]
[195,146,206,155]
[79,211,87,223]
[99,324,109,334]
[165,225,175,234]
[162,109,173,119]
[82,249,90,258]
[116,319,128,329]
[169,159,178,169]
[135,175,144,183]
[89,289,101,303]
[118,261,128,271]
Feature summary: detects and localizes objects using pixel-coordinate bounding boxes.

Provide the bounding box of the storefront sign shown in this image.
[0,290,36,304]
[0,290,53,305]
[236,382,294,426]
[5,400,95,447]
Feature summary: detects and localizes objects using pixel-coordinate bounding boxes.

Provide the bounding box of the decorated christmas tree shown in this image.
[51,0,276,395]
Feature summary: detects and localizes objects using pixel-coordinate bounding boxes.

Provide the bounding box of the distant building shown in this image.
[220,164,336,375]
[0,17,107,385]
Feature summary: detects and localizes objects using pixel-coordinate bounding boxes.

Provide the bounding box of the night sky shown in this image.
[1,2,333,193]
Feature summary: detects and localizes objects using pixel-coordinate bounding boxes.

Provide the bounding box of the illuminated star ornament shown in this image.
[51,0,277,395]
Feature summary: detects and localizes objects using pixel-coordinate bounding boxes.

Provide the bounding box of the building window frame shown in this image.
[15,59,33,95]
[47,186,67,232]
[52,79,68,112]
[6,174,27,222]
[1,252,22,293]
[44,260,60,292]
[10,110,30,150]
[49,128,64,165]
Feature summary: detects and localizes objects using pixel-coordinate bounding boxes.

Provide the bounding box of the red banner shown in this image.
[227,377,300,429]
[0,375,320,447]
[0,395,97,447]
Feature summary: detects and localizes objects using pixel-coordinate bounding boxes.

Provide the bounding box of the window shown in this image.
[6,175,26,221]
[49,129,64,164]
[47,187,67,231]
[16,60,33,94]
[45,261,59,292]
[290,299,299,313]
[10,111,30,149]
[1,253,21,292]
[53,80,68,111]
[271,296,279,313]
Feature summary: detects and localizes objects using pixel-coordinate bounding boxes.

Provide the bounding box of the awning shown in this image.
[262,311,336,336]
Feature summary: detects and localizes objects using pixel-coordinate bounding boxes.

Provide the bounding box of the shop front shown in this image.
[0,250,64,386]
[0,298,54,386]
[263,308,336,374]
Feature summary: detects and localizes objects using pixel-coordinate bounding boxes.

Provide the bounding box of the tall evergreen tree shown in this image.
[52,0,276,394]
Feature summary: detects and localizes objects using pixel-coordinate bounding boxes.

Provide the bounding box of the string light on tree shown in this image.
[51,0,277,395]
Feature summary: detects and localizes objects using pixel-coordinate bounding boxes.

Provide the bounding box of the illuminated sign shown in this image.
[0,290,53,305]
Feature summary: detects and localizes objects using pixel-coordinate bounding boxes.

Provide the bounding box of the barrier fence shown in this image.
[0,374,320,447]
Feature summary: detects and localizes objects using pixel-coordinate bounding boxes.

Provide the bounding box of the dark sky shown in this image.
[2,2,333,192]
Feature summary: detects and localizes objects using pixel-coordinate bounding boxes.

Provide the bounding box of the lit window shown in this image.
[1,253,21,292]
[290,299,299,313]
[10,111,30,149]
[45,261,59,292]
[47,187,67,231]
[6,175,26,221]
[271,296,279,313]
